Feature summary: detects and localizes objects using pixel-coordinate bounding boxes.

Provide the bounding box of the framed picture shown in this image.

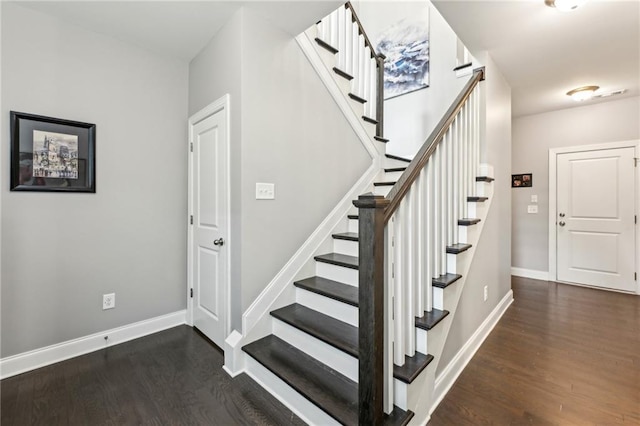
[10,111,96,192]
[374,8,430,100]
[512,173,533,188]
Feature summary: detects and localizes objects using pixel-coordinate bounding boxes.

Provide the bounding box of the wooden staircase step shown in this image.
[458,218,481,226]
[243,335,414,426]
[385,154,412,163]
[476,176,495,182]
[415,309,450,331]
[467,196,488,202]
[332,232,359,242]
[446,243,472,254]
[384,167,406,173]
[374,136,389,143]
[271,304,433,385]
[373,181,396,187]
[315,253,359,270]
[393,352,435,384]
[348,93,367,104]
[347,214,359,220]
[362,115,378,124]
[294,276,358,307]
[333,67,353,81]
[314,37,338,54]
[433,273,462,288]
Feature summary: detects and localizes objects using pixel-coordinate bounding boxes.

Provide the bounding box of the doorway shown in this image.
[549,141,639,293]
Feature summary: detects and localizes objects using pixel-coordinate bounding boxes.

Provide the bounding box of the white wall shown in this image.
[355,1,475,158]
[512,96,640,273]
[189,8,371,332]
[438,52,512,372]
[1,3,189,357]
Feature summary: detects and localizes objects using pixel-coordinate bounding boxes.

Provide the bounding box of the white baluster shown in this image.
[415,169,425,316]
[330,10,339,50]
[462,104,469,218]
[351,25,359,88]
[363,47,371,106]
[344,8,353,76]
[474,88,480,190]
[447,129,454,246]
[393,209,404,365]
[425,160,433,312]
[402,192,415,357]
[468,101,474,204]
[432,146,441,279]
[384,223,394,414]
[336,7,346,71]
[452,116,459,244]
[439,137,447,273]
[358,37,366,99]
[367,57,377,119]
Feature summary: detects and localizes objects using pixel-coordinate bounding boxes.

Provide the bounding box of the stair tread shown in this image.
[467,196,488,202]
[271,304,433,385]
[446,243,472,254]
[458,218,481,226]
[315,37,338,54]
[393,352,435,384]
[333,67,353,81]
[476,176,495,182]
[315,253,359,270]
[362,115,378,124]
[415,308,450,331]
[374,136,389,143]
[347,214,359,220]
[433,273,462,288]
[294,276,359,307]
[243,335,413,426]
[373,181,396,187]
[332,232,359,242]
[385,154,412,163]
[349,93,367,104]
[384,167,406,173]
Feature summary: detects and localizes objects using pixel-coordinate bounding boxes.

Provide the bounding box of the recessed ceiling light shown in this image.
[545,0,587,12]
[566,86,599,102]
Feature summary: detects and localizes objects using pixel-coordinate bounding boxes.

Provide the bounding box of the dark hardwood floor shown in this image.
[431,276,640,425]
[0,326,305,426]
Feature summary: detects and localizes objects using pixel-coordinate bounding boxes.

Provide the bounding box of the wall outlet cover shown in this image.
[527,205,538,214]
[256,183,275,200]
[103,293,115,310]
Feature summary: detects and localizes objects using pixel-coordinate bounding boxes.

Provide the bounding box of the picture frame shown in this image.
[10,111,96,192]
[512,173,533,188]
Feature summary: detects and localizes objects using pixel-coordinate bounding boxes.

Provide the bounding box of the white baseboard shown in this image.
[430,290,514,414]
[0,310,187,379]
[511,267,549,281]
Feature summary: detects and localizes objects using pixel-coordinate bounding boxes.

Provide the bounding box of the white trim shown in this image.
[187,94,232,336]
[0,310,187,379]
[430,290,514,415]
[511,267,550,281]
[296,31,380,161]
[548,140,640,287]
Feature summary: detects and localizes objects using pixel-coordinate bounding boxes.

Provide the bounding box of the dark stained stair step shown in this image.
[446,243,472,254]
[294,276,358,307]
[385,154,412,163]
[467,196,488,202]
[415,308,450,331]
[458,218,481,226]
[348,93,367,104]
[314,37,338,54]
[374,181,396,187]
[315,253,359,270]
[476,176,495,182]
[347,214,359,220]
[333,67,353,81]
[374,136,389,143]
[385,167,406,173]
[394,352,434,384]
[433,273,462,288]
[243,335,414,426]
[271,304,433,385]
[332,232,359,242]
[362,115,378,124]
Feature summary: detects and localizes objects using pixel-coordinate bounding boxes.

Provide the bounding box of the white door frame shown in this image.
[548,140,640,294]
[187,94,232,332]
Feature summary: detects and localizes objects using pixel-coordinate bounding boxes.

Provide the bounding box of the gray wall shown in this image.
[512,96,640,273]
[438,53,512,373]
[1,3,189,357]
[189,8,370,332]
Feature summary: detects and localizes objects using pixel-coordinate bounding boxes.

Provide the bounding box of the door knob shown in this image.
[559,213,565,217]
[213,238,225,246]
[559,221,566,227]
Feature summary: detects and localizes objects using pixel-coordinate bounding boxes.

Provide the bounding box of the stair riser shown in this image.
[244,355,341,426]
[384,170,404,181]
[316,262,358,286]
[458,221,480,244]
[348,218,358,233]
[333,238,358,257]
[433,287,444,311]
[272,318,359,382]
[295,287,358,326]
[374,185,393,197]
[384,157,411,169]
[416,328,427,355]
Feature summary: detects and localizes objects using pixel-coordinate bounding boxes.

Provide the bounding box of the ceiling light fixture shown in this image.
[566,85,599,102]
[545,0,587,12]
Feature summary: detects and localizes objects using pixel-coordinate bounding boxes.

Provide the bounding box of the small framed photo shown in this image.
[10,111,96,192]
[512,173,532,188]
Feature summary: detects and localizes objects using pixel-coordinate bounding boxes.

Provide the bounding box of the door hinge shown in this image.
[190,215,193,225]
[635,158,639,167]
[635,273,637,281]
[635,215,637,224]
[190,142,193,152]
[190,288,194,298]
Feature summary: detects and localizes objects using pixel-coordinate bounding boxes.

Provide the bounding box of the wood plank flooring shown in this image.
[431,277,640,425]
[1,326,305,426]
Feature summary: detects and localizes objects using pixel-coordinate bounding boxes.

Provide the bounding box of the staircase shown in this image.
[237,4,494,425]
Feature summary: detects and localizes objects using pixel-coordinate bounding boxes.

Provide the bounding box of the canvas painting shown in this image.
[375,15,430,100]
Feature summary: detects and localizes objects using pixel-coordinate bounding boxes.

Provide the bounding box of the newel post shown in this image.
[353,193,389,425]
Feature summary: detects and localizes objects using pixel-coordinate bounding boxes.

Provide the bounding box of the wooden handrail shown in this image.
[345,2,381,59]
[383,67,485,223]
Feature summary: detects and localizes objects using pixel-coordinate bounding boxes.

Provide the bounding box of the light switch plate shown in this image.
[256,183,275,200]
[527,205,538,214]
[531,194,538,203]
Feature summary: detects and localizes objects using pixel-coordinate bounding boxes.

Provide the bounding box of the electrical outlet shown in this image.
[256,183,275,200]
[483,286,488,302]
[527,205,538,214]
[103,293,115,310]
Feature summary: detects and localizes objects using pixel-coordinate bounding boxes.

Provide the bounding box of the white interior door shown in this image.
[189,98,229,348]
[556,147,636,292]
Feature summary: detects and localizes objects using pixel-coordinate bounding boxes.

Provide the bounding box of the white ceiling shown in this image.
[433,0,640,117]
[14,1,342,62]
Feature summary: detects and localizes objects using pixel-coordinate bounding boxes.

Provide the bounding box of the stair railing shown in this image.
[315,2,386,138]
[354,67,485,424]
